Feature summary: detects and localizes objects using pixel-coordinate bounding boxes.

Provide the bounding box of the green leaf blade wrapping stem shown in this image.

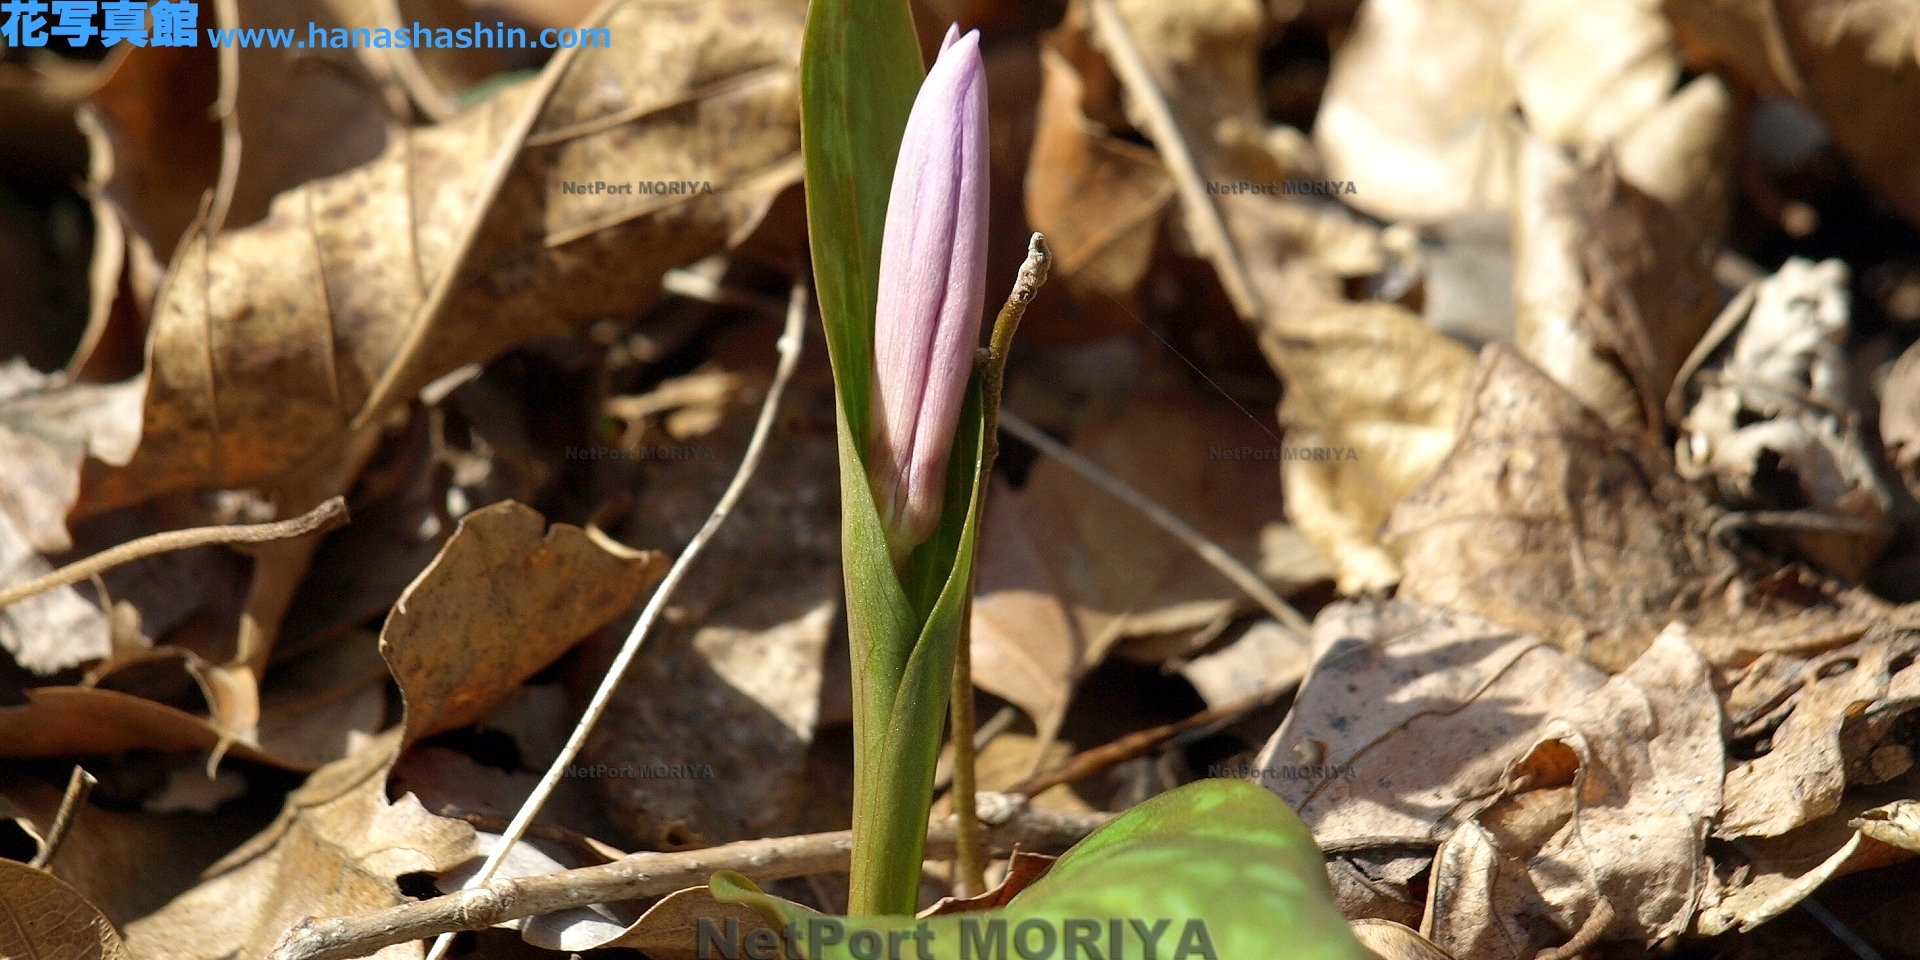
[803,0,987,916]
[712,779,1374,960]
[800,0,923,443]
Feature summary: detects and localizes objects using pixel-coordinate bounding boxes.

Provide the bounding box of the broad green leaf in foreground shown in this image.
[713,779,1371,960]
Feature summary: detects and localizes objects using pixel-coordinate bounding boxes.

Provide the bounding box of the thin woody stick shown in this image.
[419,284,808,960]
[0,497,349,611]
[996,412,1313,639]
[268,806,1111,960]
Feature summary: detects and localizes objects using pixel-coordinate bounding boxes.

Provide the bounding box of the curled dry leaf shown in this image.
[1510,117,1725,434]
[1348,920,1456,960]
[77,0,803,516]
[1696,771,1920,936]
[1425,626,1724,959]
[0,857,131,960]
[1673,257,1892,579]
[1717,628,1920,838]
[1315,0,1676,224]
[1387,345,1734,671]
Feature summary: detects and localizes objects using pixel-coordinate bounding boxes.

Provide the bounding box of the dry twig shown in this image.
[268,805,1111,960]
[0,497,350,611]
[1009,686,1294,798]
[27,766,96,871]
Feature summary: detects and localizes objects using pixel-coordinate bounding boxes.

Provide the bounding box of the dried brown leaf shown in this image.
[0,857,130,960]
[385,499,666,745]
[1025,43,1173,304]
[1387,345,1734,670]
[78,0,802,516]
[971,387,1285,741]
[123,728,476,960]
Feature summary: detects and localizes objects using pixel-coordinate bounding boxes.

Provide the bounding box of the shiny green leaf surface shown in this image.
[714,779,1372,960]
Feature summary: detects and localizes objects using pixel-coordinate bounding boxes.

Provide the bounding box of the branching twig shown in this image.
[997,412,1313,640]
[27,766,96,870]
[269,806,1111,960]
[418,284,809,960]
[1083,0,1263,323]
[0,497,350,611]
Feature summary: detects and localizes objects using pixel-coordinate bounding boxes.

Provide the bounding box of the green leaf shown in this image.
[800,0,924,442]
[712,779,1373,960]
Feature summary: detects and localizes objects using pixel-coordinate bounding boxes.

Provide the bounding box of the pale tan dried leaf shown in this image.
[1350,920,1457,960]
[0,857,130,960]
[0,360,142,556]
[1387,345,1734,670]
[384,500,666,745]
[123,728,476,960]
[1313,0,1517,224]
[1257,600,1610,845]
[1180,620,1313,707]
[1853,799,1920,852]
[1261,302,1475,594]
[1427,626,1724,957]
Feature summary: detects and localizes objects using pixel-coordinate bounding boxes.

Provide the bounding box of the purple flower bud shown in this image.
[868,24,990,558]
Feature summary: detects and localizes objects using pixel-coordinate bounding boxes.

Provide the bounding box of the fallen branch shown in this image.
[0,497,349,610]
[267,805,1111,960]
